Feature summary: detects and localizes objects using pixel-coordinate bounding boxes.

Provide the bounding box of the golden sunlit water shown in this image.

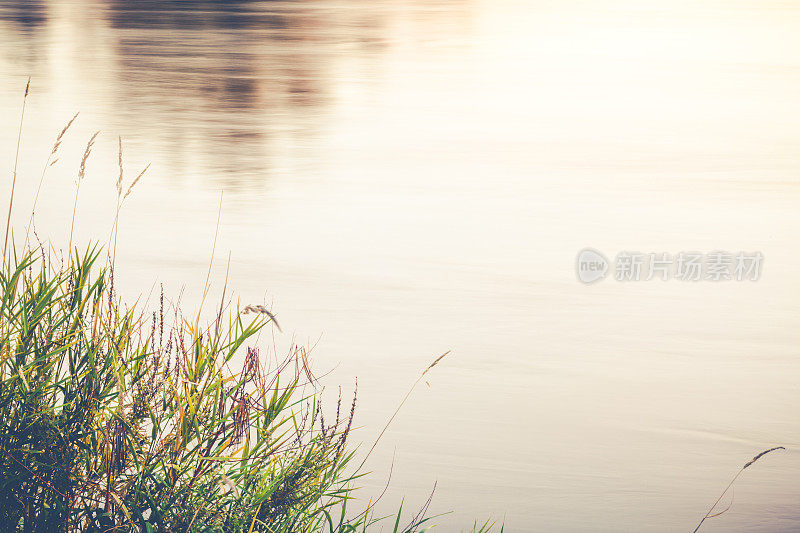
[2,1,800,530]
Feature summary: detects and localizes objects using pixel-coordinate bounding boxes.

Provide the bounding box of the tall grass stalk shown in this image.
[24,111,80,251]
[692,446,786,532]
[108,136,149,269]
[67,131,99,261]
[3,77,30,263]
[360,351,450,468]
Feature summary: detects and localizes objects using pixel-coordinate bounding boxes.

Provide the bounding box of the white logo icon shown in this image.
[576,248,609,284]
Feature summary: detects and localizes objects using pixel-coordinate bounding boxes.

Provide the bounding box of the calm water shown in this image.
[2,1,800,530]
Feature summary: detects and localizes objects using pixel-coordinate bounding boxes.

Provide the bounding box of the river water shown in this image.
[1,1,800,531]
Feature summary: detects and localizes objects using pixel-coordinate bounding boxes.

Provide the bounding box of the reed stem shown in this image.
[3,78,30,263]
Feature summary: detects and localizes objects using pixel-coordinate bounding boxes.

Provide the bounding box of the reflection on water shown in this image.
[1,0,471,190]
[2,1,800,531]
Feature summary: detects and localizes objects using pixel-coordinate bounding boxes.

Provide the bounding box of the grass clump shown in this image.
[0,80,502,533]
[0,244,379,532]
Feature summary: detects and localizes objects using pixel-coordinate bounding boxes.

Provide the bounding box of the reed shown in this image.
[360,351,450,468]
[0,243,373,532]
[692,446,786,532]
[3,77,29,263]
[108,135,149,268]
[66,131,99,261]
[25,111,79,250]
[0,236,457,532]
[0,82,501,532]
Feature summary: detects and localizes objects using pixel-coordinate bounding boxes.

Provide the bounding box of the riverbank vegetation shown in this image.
[0,81,501,532]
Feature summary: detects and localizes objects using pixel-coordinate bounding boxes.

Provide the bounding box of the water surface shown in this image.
[2,1,800,530]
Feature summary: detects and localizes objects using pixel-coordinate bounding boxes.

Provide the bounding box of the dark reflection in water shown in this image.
[0,0,48,65]
[108,0,298,31]
[0,0,470,190]
[0,0,46,29]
